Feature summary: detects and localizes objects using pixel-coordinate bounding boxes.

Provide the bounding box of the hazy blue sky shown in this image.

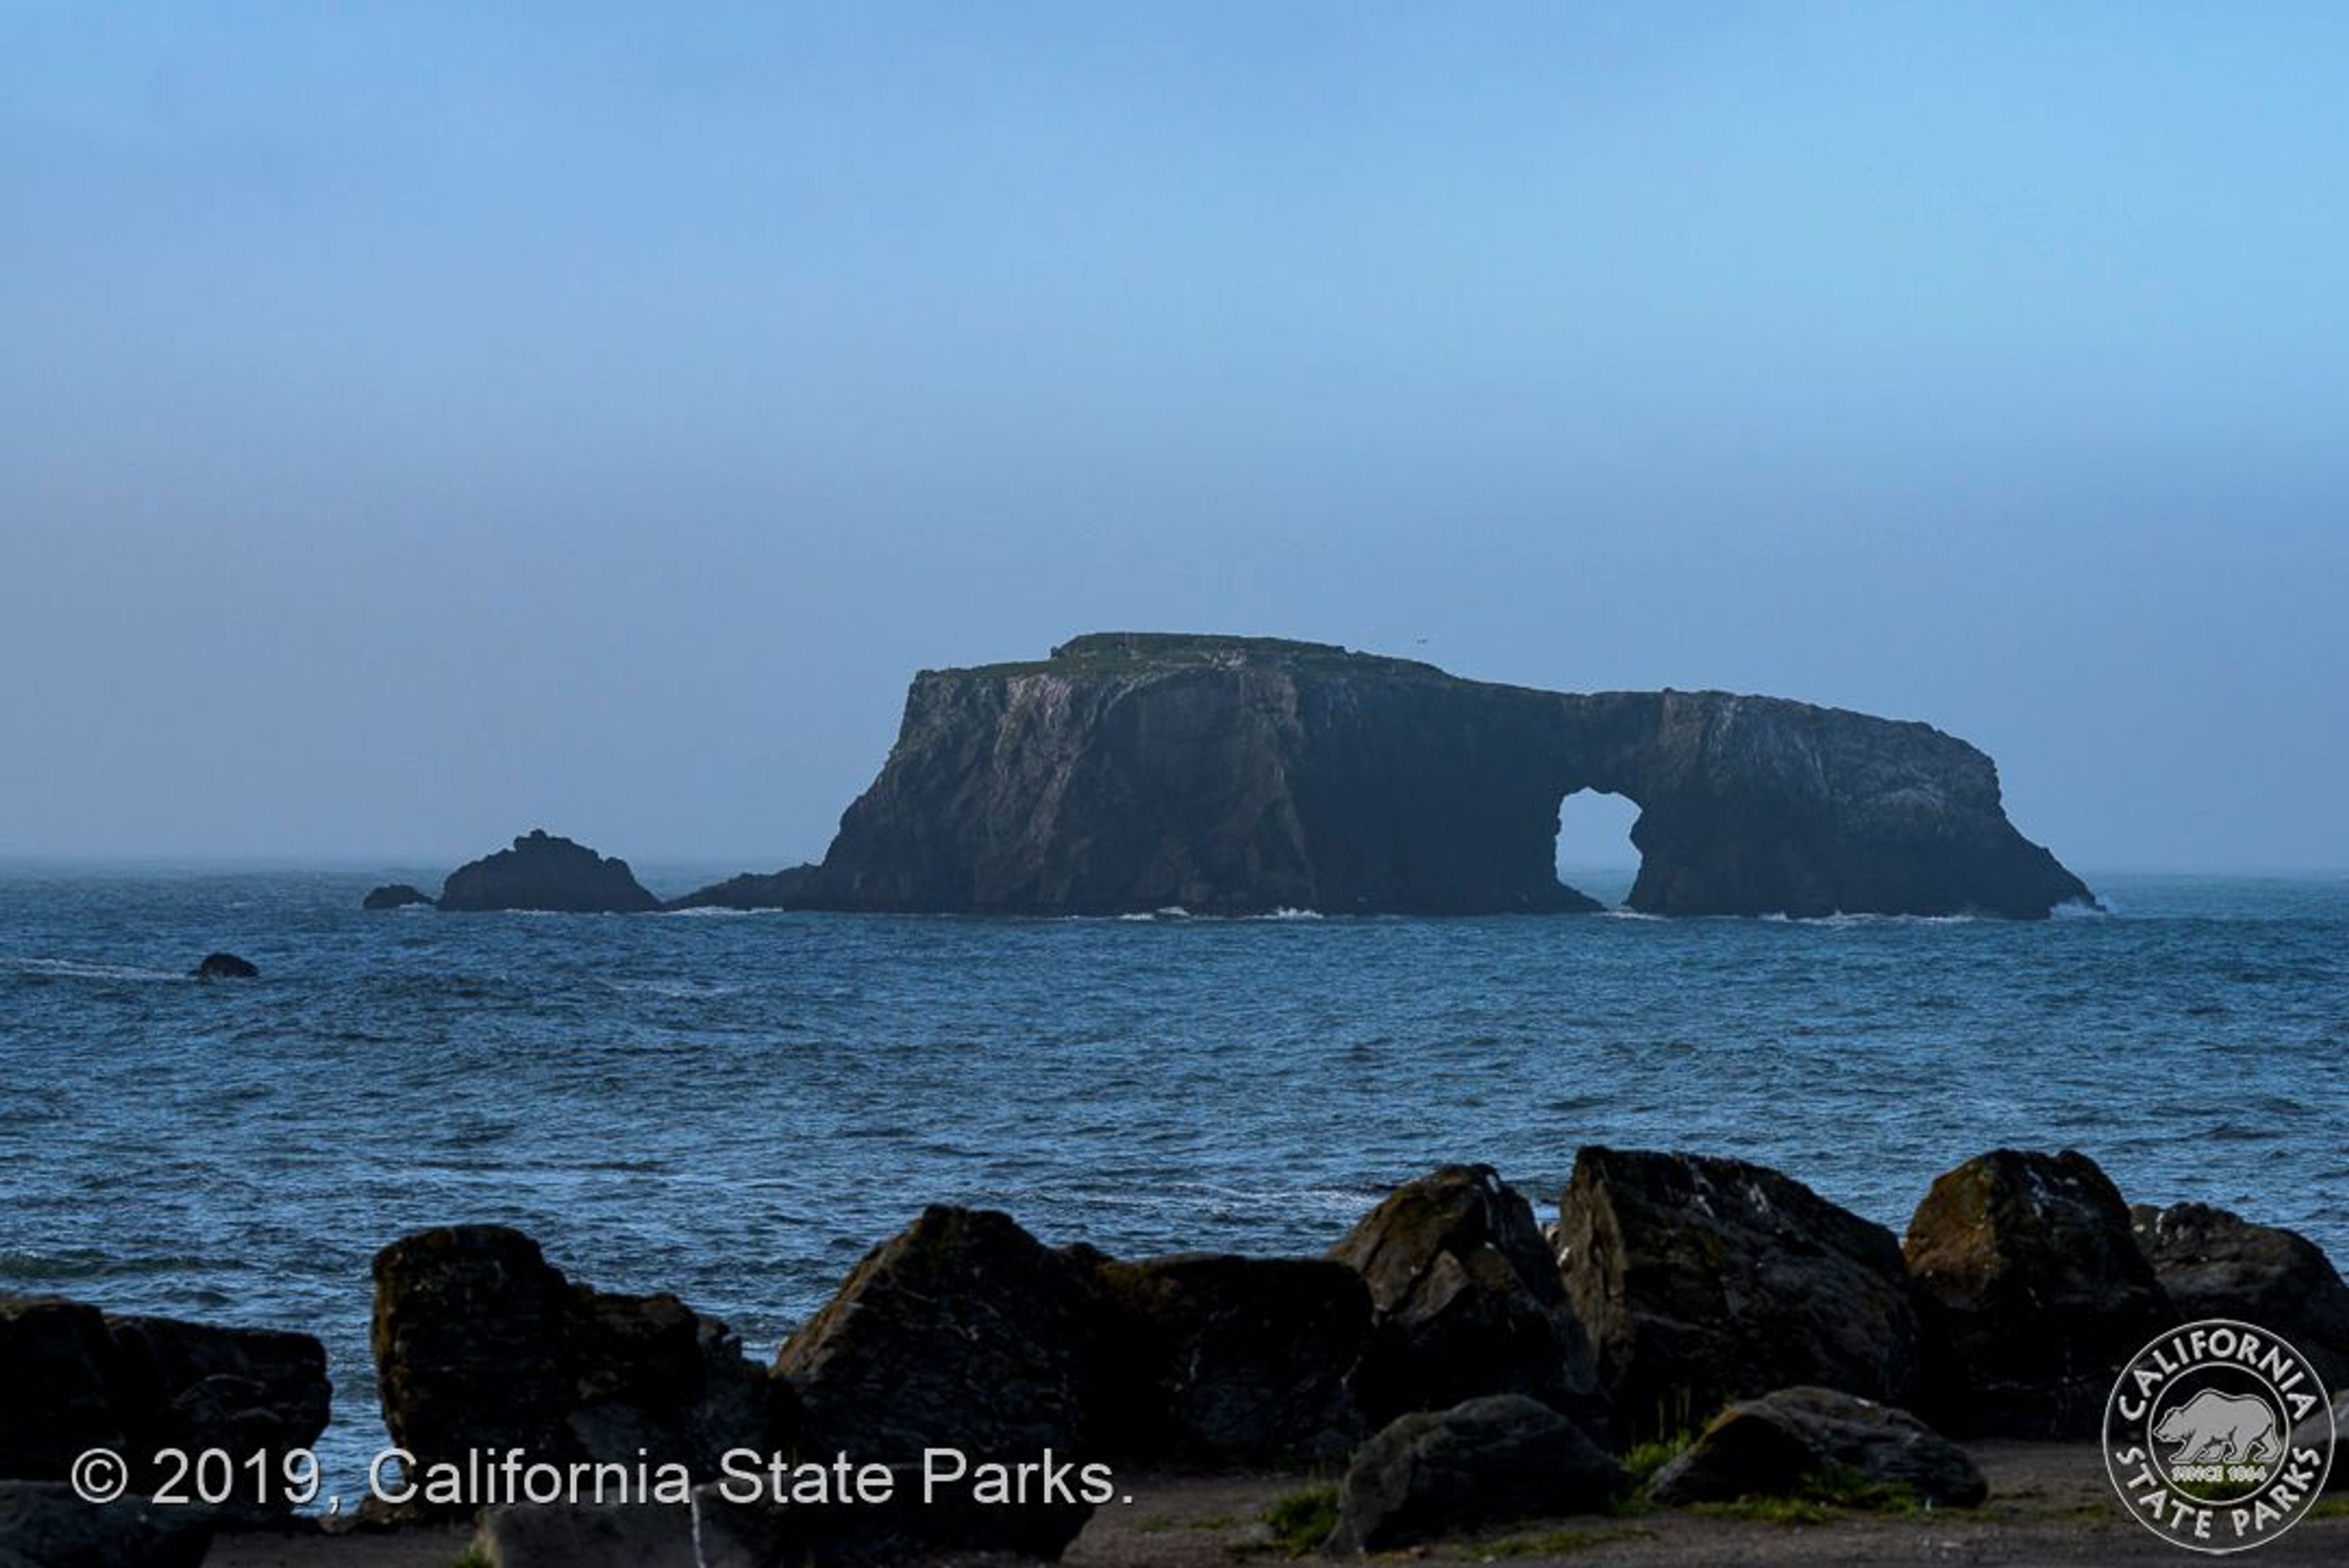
[6,2,2345,875]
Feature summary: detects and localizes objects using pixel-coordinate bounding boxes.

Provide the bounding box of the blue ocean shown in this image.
[2,867,2343,1498]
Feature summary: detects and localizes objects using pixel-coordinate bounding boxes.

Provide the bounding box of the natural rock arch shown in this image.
[683,634,2093,919]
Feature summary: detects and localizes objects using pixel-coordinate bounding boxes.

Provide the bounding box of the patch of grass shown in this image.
[1797,1463,1924,1516]
[452,1547,492,1568]
[1260,1484,1340,1556]
[2309,1496,2349,1519]
[1688,1496,1838,1526]
[1620,1430,1694,1490]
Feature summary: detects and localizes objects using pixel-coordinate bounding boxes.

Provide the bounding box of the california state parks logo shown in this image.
[2106,1319,2335,1553]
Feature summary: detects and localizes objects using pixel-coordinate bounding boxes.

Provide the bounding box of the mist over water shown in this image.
[2,869,2343,1497]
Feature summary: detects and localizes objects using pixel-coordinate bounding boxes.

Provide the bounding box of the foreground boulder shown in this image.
[436,830,661,914]
[361,883,434,910]
[190,953,256,980]
[0,1298,123,1479]
[2131,1202,2349,1387]
[1647,1386,1986,1508]
[772,1207,1099,1558]
[0,1482,210,1568]
[1088,1252,1369,1465]
[1554,1147,1920,1443]
[0,1296,327,1516]
[1330,1164,1605,1435]
[104,1315,330,1515]
[1324,1394,1624,1555]
[371,1226,779,1513]
[1904,1148,2176,1437]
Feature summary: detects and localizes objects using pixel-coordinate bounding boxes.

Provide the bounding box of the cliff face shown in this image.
[740,634,2090,919]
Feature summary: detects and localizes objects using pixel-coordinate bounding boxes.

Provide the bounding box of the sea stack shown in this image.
[437,829,661,914]
[682,634,2093,918]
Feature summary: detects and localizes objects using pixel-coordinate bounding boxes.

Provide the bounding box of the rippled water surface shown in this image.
[3,866,2344,1495]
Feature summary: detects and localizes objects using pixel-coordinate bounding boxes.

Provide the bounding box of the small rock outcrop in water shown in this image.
[1553,1147,1921,1443]
[1646,1386,1987,1508]
[191,952,256,980]
[1904,1148,2177,1438]
[436,829,661,914]
[1323,1394,1625,1555]
[370,1226,781,1517]
[2131,1201,2349,1388]
[690,633,2091,917]
[360,883,434,911]
[659,866,819,912]
[0,1295,328,1518]
[1329,1164,1606,1437]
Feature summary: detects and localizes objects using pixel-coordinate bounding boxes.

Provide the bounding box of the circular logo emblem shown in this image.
[2106,1318,2336,1553]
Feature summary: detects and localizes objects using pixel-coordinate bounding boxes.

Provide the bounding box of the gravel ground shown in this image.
[200,1444,2346,1567]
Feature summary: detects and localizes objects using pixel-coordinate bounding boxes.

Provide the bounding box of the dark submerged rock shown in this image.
[2131,1201,2349,1388]
[190,953,256,980]
[1904,1148,2178,1438]
[369,1226,781,1517]
[0,1481,211,1568]
[360,883,434,911]
[1087,1252,1370,1465]
[436,830,660,914]
[1646,1386,1986,1508]
[1329,1164,1606,1436]
[770,1207,1099,1559]
[1553,1147,1921,1443]
[778,632,2090,917]
[1324,1394,1625,1556]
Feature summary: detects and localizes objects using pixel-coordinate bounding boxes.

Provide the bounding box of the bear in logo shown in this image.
[2154,1389,2284,1465]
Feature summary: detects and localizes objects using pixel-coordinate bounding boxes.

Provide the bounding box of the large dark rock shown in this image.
[1904,1149,2177,1438]
[436,830,660,914]
[1330,1164,1605,1436]
[748,633,2090,917]
[1088,1252,1369,1465]
[0,1482,210,1568]
[1,1296,327,1516]
[103,1315,329,1515]
[775,1207,1100,1460]
[2131,1202,2349,1388]
[1647,1386,1986,1508]
[361,883,434,911]
[1553,1147,1920,1443]
[371,1226,780,1514]
[190,953,256,980]
[771,1207,1102,1558]
[0,1298,124,1479]
[1324,1394,1624,1556]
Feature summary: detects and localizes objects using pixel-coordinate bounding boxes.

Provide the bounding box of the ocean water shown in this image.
[2,866,2344,1498]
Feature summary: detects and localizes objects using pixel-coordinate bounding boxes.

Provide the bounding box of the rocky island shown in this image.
[436,829,661,914]
[679,633,2093,918]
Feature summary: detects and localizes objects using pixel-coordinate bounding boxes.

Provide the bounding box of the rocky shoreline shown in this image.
[5,1147,2343,1565]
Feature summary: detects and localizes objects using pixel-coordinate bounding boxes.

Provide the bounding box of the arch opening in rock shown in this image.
[1552,788,1642,909]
